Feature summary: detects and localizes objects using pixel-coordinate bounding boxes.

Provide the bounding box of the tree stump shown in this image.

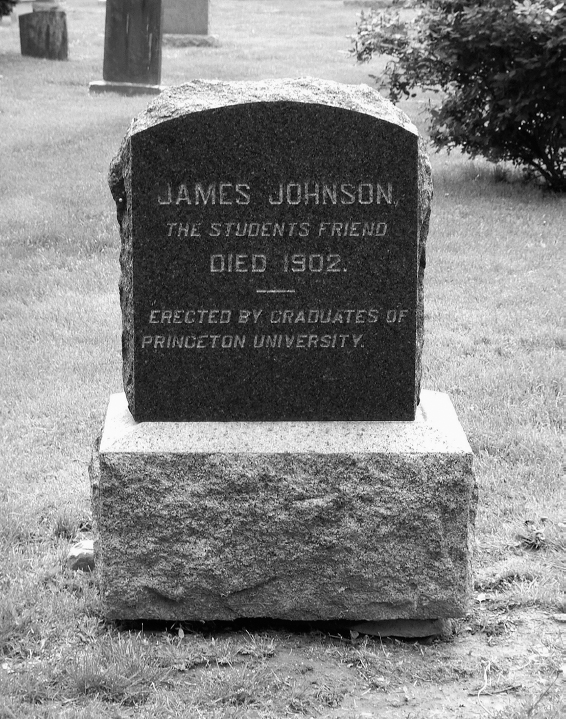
[19,10,68,61]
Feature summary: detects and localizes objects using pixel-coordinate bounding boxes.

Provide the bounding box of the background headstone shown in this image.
[103,0,162,84]
[90,0,162,94]
[19,5,68,60]
[162,0,219,47]
[163,0,207,35]
[109,79,432,422]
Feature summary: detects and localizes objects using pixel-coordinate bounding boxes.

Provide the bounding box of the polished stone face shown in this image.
[112,79,431,422]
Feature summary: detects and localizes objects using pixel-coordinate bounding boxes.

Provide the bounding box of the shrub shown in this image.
[352,0,566,191]
[0,1,17,18]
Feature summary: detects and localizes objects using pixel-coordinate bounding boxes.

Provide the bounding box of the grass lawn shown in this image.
[0,0,564,717]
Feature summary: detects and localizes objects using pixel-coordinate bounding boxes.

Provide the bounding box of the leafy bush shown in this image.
[352,0,566,191]
[0,1,17,18]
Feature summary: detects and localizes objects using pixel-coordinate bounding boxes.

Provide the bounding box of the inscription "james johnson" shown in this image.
[157,181,394,206]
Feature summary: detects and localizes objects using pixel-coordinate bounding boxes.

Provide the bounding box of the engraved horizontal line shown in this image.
[256,289,297,294]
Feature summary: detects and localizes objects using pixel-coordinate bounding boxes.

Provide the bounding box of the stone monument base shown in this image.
[88,81,162,96]
[163,33,220,47]
[90,390,476,621]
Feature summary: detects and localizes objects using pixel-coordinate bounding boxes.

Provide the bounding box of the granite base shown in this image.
[90,390,476,621]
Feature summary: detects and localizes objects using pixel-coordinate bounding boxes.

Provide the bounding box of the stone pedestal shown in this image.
[91,390,476,621]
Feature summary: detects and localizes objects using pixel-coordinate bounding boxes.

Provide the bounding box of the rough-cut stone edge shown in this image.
[92,449,476,621]
[415,132,431,403]
[91,390,477,621]
[125,78,419,135]
[108,79,433,420]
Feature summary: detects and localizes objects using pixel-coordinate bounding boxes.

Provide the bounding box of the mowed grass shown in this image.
[0,0,565,717]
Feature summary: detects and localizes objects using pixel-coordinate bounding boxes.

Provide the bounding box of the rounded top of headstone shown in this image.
[129,78,419,136]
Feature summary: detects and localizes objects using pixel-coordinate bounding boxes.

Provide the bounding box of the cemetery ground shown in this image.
[0,0,564,717]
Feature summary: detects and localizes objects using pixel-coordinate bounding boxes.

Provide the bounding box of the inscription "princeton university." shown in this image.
[141,304,410,353]
[141,307,409,351]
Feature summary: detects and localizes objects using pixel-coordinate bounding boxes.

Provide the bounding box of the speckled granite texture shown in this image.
[91,390,476,621]
[109,78,432,422]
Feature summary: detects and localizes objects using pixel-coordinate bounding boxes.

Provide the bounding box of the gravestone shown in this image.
[111,80,428,422]
[164,0,208,34]
[89,0,163,95]
[92,79,476,623]
[19,3,68,61]
[162,0,218,47]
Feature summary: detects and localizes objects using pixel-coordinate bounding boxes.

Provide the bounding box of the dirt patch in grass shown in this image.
[1,606,564,718]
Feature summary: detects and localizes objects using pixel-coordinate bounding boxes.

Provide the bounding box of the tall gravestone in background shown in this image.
[164,0,207,33]
[89,0,163,95]
[162,0,217,46]
[92,79,476,623]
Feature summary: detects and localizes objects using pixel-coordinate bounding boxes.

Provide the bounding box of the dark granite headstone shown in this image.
[109,79,432,422]
[102,0,162,85]
[19,9,68,61]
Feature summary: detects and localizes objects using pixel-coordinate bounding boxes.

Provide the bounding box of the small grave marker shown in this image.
[19,2,68,61]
